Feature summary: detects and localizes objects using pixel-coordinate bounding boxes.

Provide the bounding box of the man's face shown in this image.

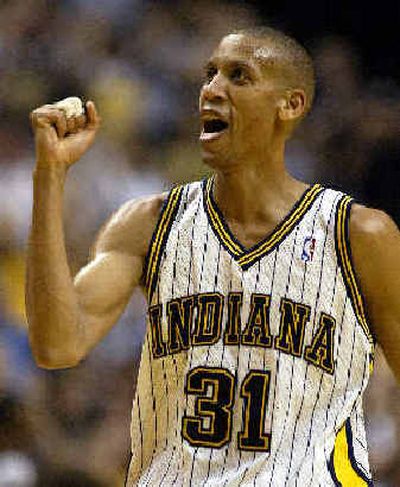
[199,34,285,168]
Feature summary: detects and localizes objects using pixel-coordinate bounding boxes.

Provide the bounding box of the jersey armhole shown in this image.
[143,185,184,302]
[334,195,376,358]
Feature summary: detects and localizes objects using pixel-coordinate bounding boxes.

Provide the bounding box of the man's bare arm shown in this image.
[26,99,163,369]
[350,205,400,383]
[72,195,164,359]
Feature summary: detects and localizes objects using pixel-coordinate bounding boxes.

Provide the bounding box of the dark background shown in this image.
[255,0,399,77]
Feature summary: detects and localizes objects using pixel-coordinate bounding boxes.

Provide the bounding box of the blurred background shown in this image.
[0,0,399,485]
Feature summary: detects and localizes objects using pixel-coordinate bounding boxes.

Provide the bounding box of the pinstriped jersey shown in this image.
[126,178,375,487]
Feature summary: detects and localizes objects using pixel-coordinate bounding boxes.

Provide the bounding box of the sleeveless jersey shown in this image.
[126,178,375,487]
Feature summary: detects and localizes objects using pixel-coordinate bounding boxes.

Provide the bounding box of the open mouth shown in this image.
[203,119,229,134]
[200,117,229,142]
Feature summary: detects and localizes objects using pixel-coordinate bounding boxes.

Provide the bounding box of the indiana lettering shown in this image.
[148,292,336,374]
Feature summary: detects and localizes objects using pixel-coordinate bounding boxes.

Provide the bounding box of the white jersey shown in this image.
[126,178,375,487]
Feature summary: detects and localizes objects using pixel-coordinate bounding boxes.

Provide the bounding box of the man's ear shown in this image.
[278,89,307,122]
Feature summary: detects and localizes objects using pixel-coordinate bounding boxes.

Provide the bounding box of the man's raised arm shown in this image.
[26,99,163,369]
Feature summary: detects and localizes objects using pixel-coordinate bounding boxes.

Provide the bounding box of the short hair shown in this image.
[232,27,315,115]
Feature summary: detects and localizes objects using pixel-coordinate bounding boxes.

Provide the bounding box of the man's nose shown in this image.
[200,73,227,102]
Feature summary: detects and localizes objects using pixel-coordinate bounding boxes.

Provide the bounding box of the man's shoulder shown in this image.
[122,192,169,223]
[348,204,399,278]
[350,203,399,243]
[94,179,204,258]
[94,192,168,258]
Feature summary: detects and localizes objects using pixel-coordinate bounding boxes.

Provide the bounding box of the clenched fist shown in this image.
[30,98,101,170]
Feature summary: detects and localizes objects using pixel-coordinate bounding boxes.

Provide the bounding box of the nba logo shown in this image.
[301,236,316,262]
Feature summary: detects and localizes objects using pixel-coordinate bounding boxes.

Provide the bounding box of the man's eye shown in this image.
[231,67,250,84]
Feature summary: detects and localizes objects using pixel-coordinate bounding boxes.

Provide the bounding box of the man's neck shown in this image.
[212,155,307,226]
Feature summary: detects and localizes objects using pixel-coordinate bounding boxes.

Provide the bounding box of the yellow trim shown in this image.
[369,355,374,375]
[239,184,323,266]
[336,197,374,347]
[205,179,324,267]
[332,423,369,486]
[205,178,243,256]
[145,186,183,300]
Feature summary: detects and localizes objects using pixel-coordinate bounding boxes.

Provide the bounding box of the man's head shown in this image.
[238,27,315,114]
[199,27,315,168]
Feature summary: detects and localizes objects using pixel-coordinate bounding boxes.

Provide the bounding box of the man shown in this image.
[27,28,400,486]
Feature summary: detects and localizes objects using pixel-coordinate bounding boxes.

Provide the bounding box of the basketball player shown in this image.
[27,28,400,486]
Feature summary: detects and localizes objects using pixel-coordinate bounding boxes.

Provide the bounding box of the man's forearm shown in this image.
[26,165,83,368]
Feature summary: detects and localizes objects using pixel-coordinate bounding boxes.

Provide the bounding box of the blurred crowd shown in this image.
[0,1,399,485]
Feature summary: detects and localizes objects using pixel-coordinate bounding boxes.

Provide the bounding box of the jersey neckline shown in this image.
[202,177,324,270]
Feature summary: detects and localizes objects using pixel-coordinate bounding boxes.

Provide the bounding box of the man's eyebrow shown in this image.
[203,58,256,72]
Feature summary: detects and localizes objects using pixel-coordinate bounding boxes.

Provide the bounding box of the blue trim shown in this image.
[328,449,342,487]
[345,420,374,486]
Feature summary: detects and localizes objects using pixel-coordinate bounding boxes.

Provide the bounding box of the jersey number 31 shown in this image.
[182,366,271,451]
